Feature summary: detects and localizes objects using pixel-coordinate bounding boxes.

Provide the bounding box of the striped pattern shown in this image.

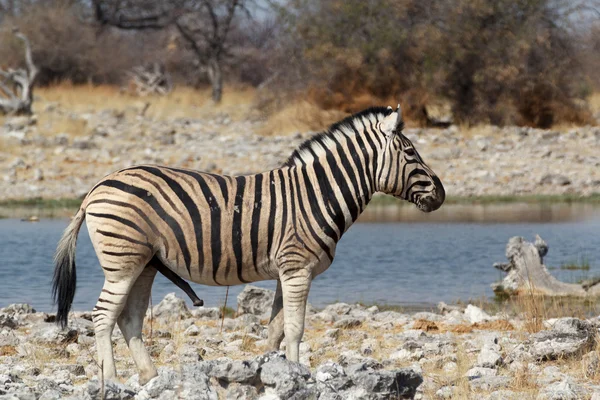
[52,105,445,382]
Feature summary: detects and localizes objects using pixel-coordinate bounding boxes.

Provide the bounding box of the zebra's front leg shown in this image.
[267,279,284,351]
[280,269,312,362]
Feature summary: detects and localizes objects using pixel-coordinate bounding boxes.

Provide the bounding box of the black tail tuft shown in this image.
[52,254,77,329]
[52,208,85,329]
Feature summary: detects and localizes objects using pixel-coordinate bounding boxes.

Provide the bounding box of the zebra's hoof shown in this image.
[193,299,204,307]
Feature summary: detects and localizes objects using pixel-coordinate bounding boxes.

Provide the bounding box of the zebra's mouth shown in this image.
[416,199,432,212]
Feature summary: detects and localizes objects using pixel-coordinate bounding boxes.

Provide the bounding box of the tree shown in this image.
[93,0,253,103]
[0,30,38,115]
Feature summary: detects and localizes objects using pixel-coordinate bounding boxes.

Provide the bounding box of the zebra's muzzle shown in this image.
[416,178,445,212]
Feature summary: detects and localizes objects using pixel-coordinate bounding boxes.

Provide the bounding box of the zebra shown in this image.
[52,105,445,384]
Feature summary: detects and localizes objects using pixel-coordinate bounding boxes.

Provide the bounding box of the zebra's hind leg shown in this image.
[117,265,158,385]
[280,270,312,363]
[267,279,285,351]
[93,268,146,382]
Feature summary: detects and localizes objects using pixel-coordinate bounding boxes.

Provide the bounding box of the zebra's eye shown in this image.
[405,148,415,156]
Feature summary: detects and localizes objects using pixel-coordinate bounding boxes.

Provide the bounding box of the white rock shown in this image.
[464,304,491,324]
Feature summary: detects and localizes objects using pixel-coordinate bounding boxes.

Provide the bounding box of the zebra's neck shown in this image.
[287,146,376,237]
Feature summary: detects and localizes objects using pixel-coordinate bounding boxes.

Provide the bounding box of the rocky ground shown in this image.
[1,101,600,200]
[1,286,600,399]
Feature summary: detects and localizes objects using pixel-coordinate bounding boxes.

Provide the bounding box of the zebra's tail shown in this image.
[52,204,86,329]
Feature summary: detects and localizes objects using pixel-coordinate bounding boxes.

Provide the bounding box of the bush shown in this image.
[269,0,596,127]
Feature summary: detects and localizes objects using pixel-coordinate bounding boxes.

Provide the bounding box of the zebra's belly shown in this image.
[158,251,279,287]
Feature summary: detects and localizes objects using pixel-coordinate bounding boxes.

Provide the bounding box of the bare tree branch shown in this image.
[0,30,38,115]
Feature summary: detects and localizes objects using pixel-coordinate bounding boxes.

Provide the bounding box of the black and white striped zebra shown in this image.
[52,105,445,384]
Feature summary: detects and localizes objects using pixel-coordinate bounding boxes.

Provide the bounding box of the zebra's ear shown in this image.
[381,105,403,136]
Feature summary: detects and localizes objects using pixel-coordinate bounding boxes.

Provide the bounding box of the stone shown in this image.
[0,315,17,330]
[530,318,594,360]
[236,286,274,317]
[476,345,503,368]
[315,362,352,392]
[540,173,571,186]
[465,367,497,378]
[488,391,518,400]
[1,304,35,316]
[184,325,200,336]
[225,383,259,400]
[152,293,191,320]
[333,317,362,329]
[436,386,454,399]
[143,368,180,398]
[537,381,582,400]
[259,355,311,398]
[464,304,491,324]
[469,376,512,391]
[179,364,218,400]
[583,351,600,378]
[30,325,78,345]
[200,358,259,384]
[349,366,423,398]
[191,307,221,319]
[338,351,382,370]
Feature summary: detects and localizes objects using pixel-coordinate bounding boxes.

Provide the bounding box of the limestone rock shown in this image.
[152,293,191,320]
[236,286,274,317]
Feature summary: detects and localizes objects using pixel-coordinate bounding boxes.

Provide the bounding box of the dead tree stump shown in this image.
[492,235,600,297]
[126,63,173,97]
[0,31,38,115]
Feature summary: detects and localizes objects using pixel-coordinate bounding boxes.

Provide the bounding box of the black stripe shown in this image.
[299,163,338,242]
[96,228,151,248]
[349,123,374,193]
[307,148,346,236]
[319,139,359,221]
[266,171,277,258]
[327,135,362,219]
[102,251,145,257]
[167,169,223,284]
[232,176,248,283]
[97,179,191,268]
[126,172,182,214]
[342,133,370,209]
[251,173,263,276]
[88,199,160,236]
[276,169,288,254]
[292,169,333,261]
[133,167,204,277]
[207,173,230,204]
[359,118,380,190]
[88,212,146,237]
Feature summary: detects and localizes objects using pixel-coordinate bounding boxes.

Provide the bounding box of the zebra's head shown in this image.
[377,105,445,212]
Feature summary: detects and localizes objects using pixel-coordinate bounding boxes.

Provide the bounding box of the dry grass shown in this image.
[588,92,600,116]
[0,83,350,140]
[257,100,347,136]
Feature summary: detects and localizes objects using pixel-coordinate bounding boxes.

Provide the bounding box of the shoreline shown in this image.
[2,194,600,220]
[1,289,599,399]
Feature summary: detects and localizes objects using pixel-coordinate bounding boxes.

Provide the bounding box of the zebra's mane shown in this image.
[283,106,401,167]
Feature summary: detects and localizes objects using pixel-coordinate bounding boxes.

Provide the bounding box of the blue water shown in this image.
[1,210,599,312]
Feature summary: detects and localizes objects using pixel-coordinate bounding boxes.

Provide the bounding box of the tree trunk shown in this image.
[492,235,600,297]
[207,58,223,103]
[0,32,38,116]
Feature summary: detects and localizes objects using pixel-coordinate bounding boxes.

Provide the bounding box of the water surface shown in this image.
[1,204,599,312]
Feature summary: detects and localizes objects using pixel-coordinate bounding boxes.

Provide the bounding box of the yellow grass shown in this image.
[257,100,347,136]
[589,92,600,116]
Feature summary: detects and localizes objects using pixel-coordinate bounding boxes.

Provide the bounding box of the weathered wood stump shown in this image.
[492,235,600,297]
[0,31,38,115]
